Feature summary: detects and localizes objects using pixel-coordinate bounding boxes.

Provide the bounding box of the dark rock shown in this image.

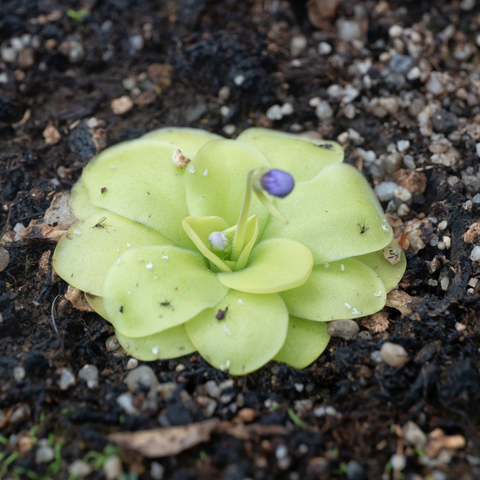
[431,109,458,133]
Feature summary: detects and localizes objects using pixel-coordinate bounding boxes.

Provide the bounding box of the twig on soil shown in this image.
[51,294,60,335]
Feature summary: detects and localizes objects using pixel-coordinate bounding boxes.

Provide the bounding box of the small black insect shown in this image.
[92,216,110,232]
[101,187,108,194]
[216,307,228,320]
[66,233,73,240]
[358,221,369,234]
[318,143,333,150]
[119,306,123,313]
[160,300,171,307]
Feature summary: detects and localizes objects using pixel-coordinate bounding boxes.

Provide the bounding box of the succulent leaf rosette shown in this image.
[53,127,406,375]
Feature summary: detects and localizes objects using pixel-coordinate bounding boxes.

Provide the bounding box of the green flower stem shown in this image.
[231,173,253,261]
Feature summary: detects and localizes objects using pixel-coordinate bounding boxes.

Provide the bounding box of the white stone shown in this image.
[380,342,409,367]
[220,105,230,117]
[36,444,55,463]
[315,101,333,120]
[318,42,332,55]
[403,421,427,449]
[103,456,123,480]
[266,104,282,121]
[218,85,230,100]
[406,66,420,81]
[336,18,363,42]
[129,35,144,51]
[397,140,410,152]
[426,72,445,95]
[78,364,99,389]
[223,124,236,135]
[375,182,398,202]
[116,393,140,415]
[68,460,93,477]
[125,365,159,391]
[281,103,294,116]
[394,186,412,202]
[290,35,307,57]
[13,366,25,382]
[151,462,165,480]
[470,246,480,262]
[126,358,138,370]
[309,96,321,107]
[233,75,245,86]
[1,47,17,62]
[58,368,76,390]
[389,25,403,38]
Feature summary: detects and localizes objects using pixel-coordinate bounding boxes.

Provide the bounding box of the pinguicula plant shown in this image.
[53,127,406,375]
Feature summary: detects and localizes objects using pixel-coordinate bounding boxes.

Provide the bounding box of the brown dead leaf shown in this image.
[386,289,418,317]
[424,428,466,458]
[464,222,480,244]
[21,192,75,244]
[362,312,390,333]
[307,0,340,28]
[108,418,219,457]
[65,286,94,312]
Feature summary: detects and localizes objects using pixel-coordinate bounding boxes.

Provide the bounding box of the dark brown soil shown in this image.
[1,1,480,479]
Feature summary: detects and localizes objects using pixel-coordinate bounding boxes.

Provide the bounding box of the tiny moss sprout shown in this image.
[53,127,406,375]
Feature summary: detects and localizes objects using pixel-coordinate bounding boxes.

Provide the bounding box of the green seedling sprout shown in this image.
[53,127,406,375]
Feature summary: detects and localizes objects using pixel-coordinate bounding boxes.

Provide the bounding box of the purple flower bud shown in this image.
[260,169,294,198]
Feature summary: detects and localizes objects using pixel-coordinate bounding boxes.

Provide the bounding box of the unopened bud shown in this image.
[208,231,231,252]
[260,169,294,198]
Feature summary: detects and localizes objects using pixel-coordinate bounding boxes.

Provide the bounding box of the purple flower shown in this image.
[260,169,295,198]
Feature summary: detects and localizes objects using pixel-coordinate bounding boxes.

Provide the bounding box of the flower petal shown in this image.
[261,163,393,264]
[103,246,228,338]
[82,139,193,248]
[354,240,407,292]
[217,238,313,294]
[237,127,344,182]
[184,140,270,231]
[281,258,386,321]
[274,316,330,369]
[142,127,222,157]
[53,213,175,296]
[115,326,196,361]
[185,289,288,375]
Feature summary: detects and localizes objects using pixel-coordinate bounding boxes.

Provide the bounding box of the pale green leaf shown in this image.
[184,140,271,232]
[182,216,231,272]
[274,316,330,369]
[70,179,105,220]
[222,215,259,271]
[281,258,386,321]
[185,289,288,375]
[142,127,222,157]
[261,163,393,264]
[237,127,344,182]
[85,293,108,319]
[116,326,196,361]
[103,246,228,337]
[53,212,175,296]
[217,239,313,294]
[355,240,407,292]
[81,139,193,248]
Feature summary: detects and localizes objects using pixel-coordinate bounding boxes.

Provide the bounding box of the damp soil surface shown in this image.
[1,1,480,479]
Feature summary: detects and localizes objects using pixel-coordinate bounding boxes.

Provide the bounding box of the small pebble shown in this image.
[237,408,255,423]
[290,35,307,57]
[397,140,410,152]
[327,319,359,340]
[129,35,144,51]
[78,364,99,389]
[218,85,230,100]
[116,393,139,415]
[375,182,398,202]
[357,331,372,341]
[318,42,332,55]
[36,443,55,464]
[315,101,333,120]
[389,54,414,74]
[233,75,245,86]
[266,104,282,121]
[43,125,61,145]
[223,124,236,135]
[380,342,409,368]
[151,462,165,480]
[68,460,92,477]
[58,368,76,390]
[111,96,134,115]
[13,366,26,382]
[1,47,17,62]
[346,460,365,480]
[205,380,221,398]
[431,109,458,134]
[125,365,159,391]
[126,358,139,370]
[103,456,123,480]
[470,246,480,262]
[336,18,363,42]
[403,421,427,449]
[68,41,85,63]
[106,335,120,351]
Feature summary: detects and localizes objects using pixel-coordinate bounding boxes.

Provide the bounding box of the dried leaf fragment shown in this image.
[424,428,466,458]
[65,285,94,312]
[21,192,76,244]
[362,312,389,333]
[386,289,417,317]
[464,222,480,244]
[108,418,219,457]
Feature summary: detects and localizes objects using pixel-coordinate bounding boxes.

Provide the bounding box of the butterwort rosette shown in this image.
[53,127,406,375]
